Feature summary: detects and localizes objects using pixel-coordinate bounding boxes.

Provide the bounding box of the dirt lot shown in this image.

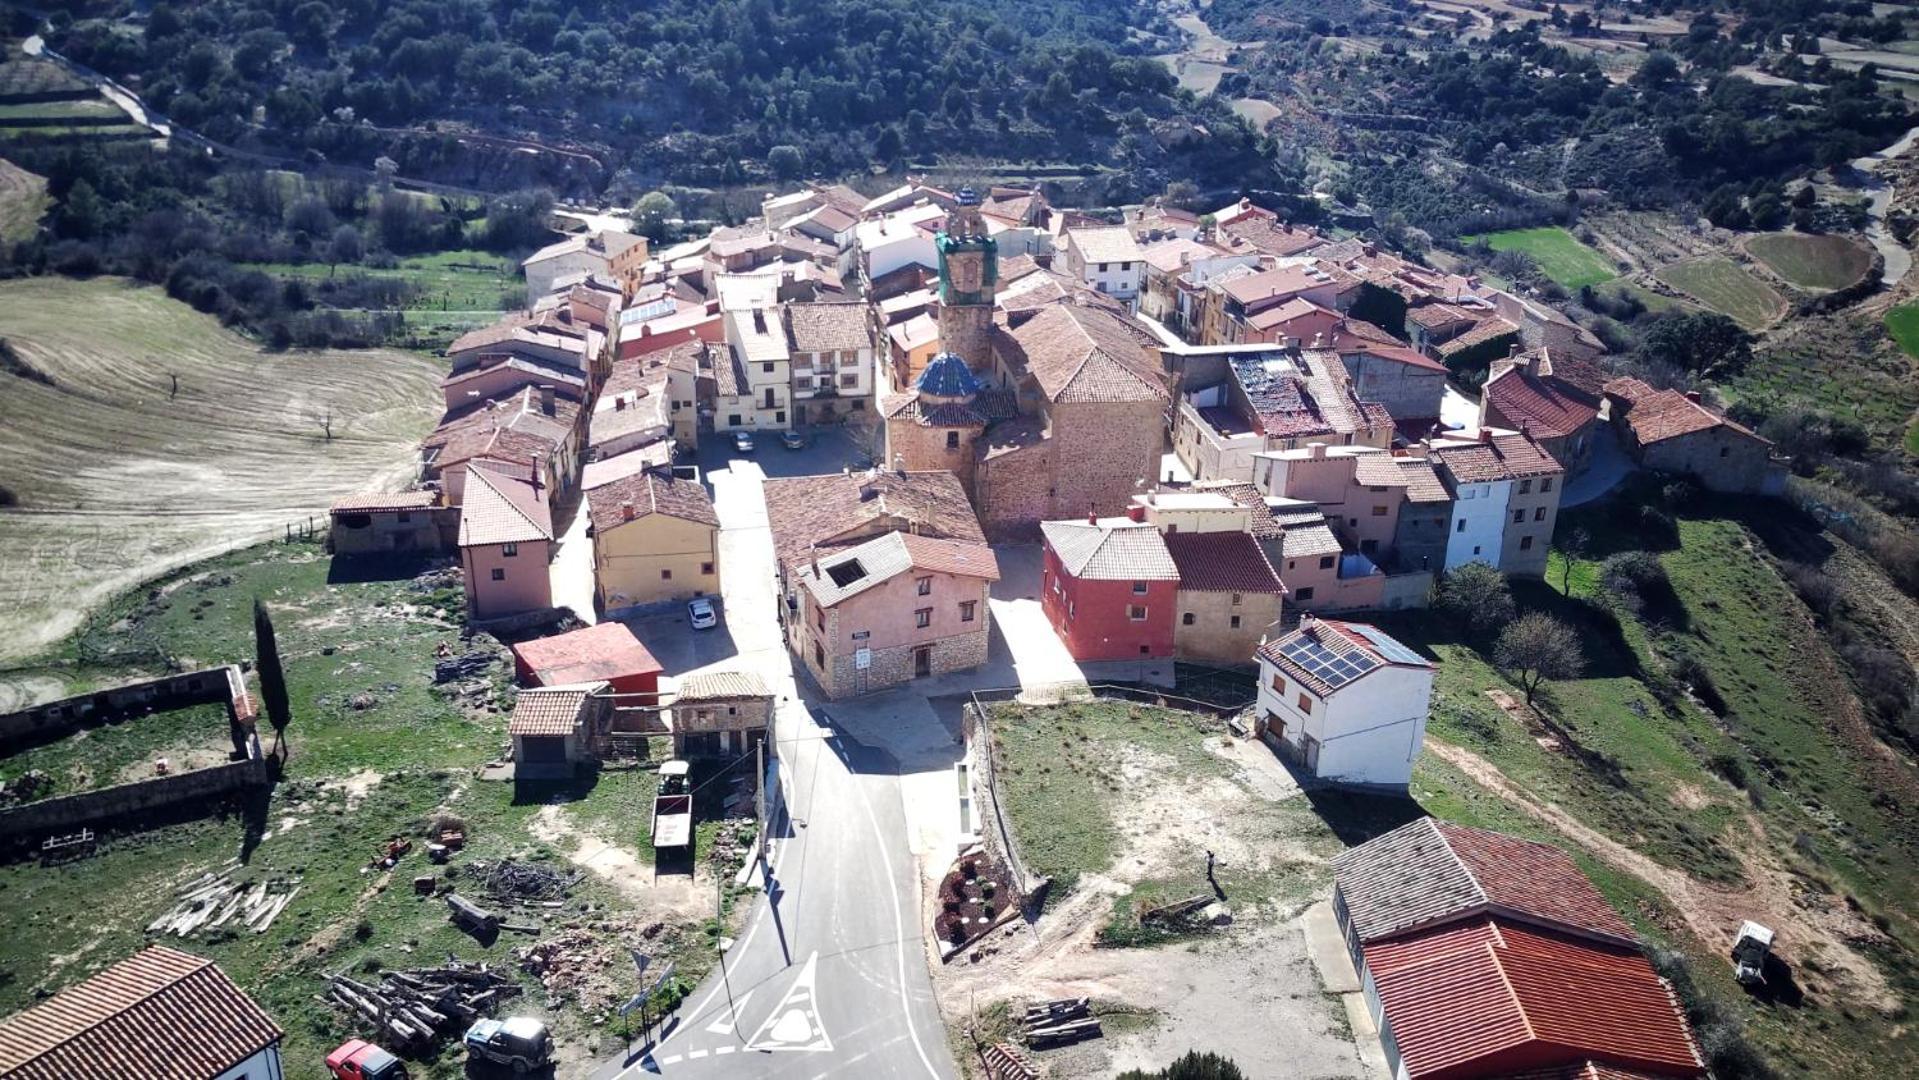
[0,276,442,666]
[940,703,1371,1078]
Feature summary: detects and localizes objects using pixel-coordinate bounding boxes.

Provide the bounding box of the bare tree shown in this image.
[1559,526,1590,594]
[311,403,335,441]
[1494,613,1586,705]
[168,372,179,400]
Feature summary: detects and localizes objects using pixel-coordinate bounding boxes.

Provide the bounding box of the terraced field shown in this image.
[1654,256,1787,329]
[0,155,45,241]
[1464,226,1618,288]
[0,276,442,663]
[1746,232,1875,291]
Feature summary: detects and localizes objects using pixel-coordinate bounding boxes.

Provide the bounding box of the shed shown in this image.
[511,622,664,702]
[508,682,608,779]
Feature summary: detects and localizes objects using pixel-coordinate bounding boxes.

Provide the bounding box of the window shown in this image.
[1456,520,1467,533]
[702,562,715,574]
[915,607,932,628]
[797,376,813,389]
[1513,510,1526,524]
[1720,446,1731,458]
[1120,261,1133,271]
[1182,612,1196,626]
[1361,539,1378,554]
[1518,479,1532,494]
[1460,487,1475,500]
[1098,262,1110,272]
[852,399,865,411]
[728,414,742,427]
[502,542,518,557]
[1270,673,1285,693]
[1287,560,1296,570]
[1473,545,1482,556]
[762,361,775,374]
[1372,506,1388,516]
[1520,535,1534,551]
[916,576,932,596]
[946,431,960,450]
[1231,593,1242,606]
[396,512,411,523]
[1297,693,1313,714]
[1295,587,1314,601]
[775,410,786,424]
[1319,556,1335,570]
[1533,507,1546,522]
[960,600,977,622]
[814,643,825,668]
[840,373,858,387]
[661,569,672,580]
[1540,477,1554,492]
[490,568,505,581]
[763,388,776,408]
[815,606,825,631]
[1128,605,1148,621]
[1348,518,1358,528]
[1132,581,1149,595]
[1165,523,1178,534]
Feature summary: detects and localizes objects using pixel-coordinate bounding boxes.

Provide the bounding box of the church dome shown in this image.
[916,351,981,398]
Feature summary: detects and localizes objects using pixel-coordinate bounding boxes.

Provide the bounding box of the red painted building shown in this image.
[510,622,664,703]
[1038,515,1179,661]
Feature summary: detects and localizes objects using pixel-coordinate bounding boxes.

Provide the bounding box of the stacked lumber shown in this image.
[325,959,520,1049]
[147,868,300,937]
[1024,999,1099,1048]
[982,1041,1042,1079]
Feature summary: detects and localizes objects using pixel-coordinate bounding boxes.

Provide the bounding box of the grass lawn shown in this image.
[1653,257,1785,329]
[0,542,742,1078]
[0,700,235,796]
[0,155,47,242]
[0,98,123,121]
[251,250,520,314]
[1463,227,1617,288]
[1885,300,1919,357]
[1746,232,1874,291]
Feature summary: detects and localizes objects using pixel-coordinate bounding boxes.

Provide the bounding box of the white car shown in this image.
[687,598,718,629]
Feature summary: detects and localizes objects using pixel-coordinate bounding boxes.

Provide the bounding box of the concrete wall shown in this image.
[596,514,720,612]
[0,756,268,840]
[1173,396,1263,484]
[462,539,554,620]
[0,666,253,750]
[1443,480,1510,572]
[1042,548,1177,661]
[1344,354,1445,422]
[1175,589,1282,664]
[1391,503,1452,576]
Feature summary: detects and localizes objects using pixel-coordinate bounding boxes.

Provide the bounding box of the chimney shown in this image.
[1480,427,1495,443]
[621,501,635,520]
[530,453,543,492]
[1509,342,1522,358]
[1684,390,1702,404]
[1087,506,1099,524]
[615,394,627,411]
[1311,331,1324,348]
[540,384,556,415]
[752,308,767,334]
[1127,505,1146,523]
[1308,442,1327,460]
[811,542,820,578]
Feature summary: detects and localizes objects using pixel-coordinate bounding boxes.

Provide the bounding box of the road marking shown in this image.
[715,1046,736,1055]
[745,951,833,1052]
[687,1049,707,1060]
[703,987,756,1035]
[853,770,944,1078]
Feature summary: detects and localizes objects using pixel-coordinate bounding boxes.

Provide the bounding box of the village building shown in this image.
[522,229,647,304]
[1173,345,1395,484]
[880,352,1018,494]
[1040,515,1180,661]
[588,360,671,462]
[1479,347,1606,477]
[1165,530,1285,663]
[935,190,1000,377]
[1061,225,1146,301]
[586,466,721,615]
[784,300,876,426]
[1125,201,1203,244]
[1426,429,1565,578]
[1604,378,1785,494]
[670,670,775,757]
[1216,215,1326,261]
[886,312,943,390]
[328,490,457,556]
[617,293,724,361]
[457,464,554,622]
[512,622,663,704]
[440,354,587,415]
[1137,236,1247,332]
[1334,818,1706,1080]
[857,202,945,285]
[421,384,583,507]
[1255,616,1434,789]
[508,683,611,779]
[0,945,284,1080]
[709,303,793,434]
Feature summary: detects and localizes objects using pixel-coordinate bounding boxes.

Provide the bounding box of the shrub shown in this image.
[1433,562,1515,639]
[1117,1052,1248,1080]
[1707,752,1748,789]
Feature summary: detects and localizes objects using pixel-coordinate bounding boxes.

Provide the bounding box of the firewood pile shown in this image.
[147,869,301,937]
[325,958,520,1049]
[475,859,579,902]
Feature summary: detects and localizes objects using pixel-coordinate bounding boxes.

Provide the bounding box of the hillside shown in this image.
[0,276,441,668]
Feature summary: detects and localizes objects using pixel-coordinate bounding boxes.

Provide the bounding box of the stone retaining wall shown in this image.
[0,755,268,840]
[0,665,254,751]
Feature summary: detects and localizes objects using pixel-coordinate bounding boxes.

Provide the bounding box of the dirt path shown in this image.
[1427,738,1897,1012]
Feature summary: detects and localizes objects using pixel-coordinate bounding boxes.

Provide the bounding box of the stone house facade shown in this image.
[1604,378,1785,494]
[670,670,774,757]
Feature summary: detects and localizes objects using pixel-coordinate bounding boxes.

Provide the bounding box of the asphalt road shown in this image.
[591,442,958,1080]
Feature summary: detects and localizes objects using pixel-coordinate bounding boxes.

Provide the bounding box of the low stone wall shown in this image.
[0,755,268,840]
[0,666,254,751]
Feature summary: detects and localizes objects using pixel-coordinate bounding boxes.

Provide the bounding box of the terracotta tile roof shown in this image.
[1041,519,1178,581]
[1218,217,1325,257]
[1222,349,1381,441]
[1430,432,1564,485]
[1001,304,1167,404]
[442,356,586,395]
[1365,917,1704,1079]
[424,387,579,475]
[509,684,598,736]
[1220,264,1340,308]
[1484,363,1601,440]
[459,465,553,547]
[0,946,282,1080]
[1603,378,1767,446]
[676,670,771,701]
[1333,818,1637,945]
[763,471,984,571]
[581,443,674,489]
[1166,532,1284,594]
[1435,316,1520,357]
[590,378,668,448]
[997,253,1041,283]
[1280,519,1343,559]
[1257,617,1429,696]
[1344,340,1450,374]
[1354,455,1450,503]
[588,469,719,532]
[882,388,1017,428]
[1407,302,1480,332]
[1066,225,1144,265]
[1142,237,1224,274]
[796,531,999,607]
[513,623,662,685]
[331,491,439,513]
[887,312,940,353]
[1194,481,1284,540]
[1244,295,1336,332]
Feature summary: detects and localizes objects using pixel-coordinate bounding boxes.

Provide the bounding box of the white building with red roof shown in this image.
[1334,818,1705,1080]
[1254,615,1434,790]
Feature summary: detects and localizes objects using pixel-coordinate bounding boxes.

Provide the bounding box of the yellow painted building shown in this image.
[587,469,721,614]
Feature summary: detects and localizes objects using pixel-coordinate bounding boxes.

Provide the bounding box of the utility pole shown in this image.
[756,737,768,875]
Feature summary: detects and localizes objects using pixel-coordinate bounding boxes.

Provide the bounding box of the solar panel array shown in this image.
[1278,634,1379,689]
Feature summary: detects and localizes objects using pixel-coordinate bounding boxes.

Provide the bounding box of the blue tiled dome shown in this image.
[916,351,981,397]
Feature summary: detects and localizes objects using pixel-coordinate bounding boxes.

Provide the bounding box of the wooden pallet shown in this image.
[982,1041,1040,1079]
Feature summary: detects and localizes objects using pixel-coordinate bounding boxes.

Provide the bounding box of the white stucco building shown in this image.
[1063,225,1145,301]
[1254,616,1434,791]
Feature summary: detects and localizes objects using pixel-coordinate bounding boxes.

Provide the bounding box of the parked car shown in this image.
[732,430,755,453]
[326,1040,410,1080]
[464,1017,552,1074]
[687,597,718,630]
[781,429,807,450]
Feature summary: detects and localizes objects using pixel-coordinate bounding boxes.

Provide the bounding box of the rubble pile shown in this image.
[326,958,520,1049]
[147,869,301,937]
[0,769,52,806]
[516,927,613,1005]
[433,651,496,684]
[477,859,580,902]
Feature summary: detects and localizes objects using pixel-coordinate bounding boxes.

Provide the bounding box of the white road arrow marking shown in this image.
[745,951,833,1053]
[704,987,756,1035]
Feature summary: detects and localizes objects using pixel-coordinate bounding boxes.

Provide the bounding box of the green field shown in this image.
[0,155,46,241]
[1653,256,1785,329]
[1465,226,1618,288]
[1885,300,1919,357]
[0,98,123,121]
[1747,232,1875,291]
[0,542,740,1078]
[250,250,519,314]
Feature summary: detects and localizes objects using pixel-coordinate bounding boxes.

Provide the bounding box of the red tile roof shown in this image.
[1165,532,1284,594]
[1041,519,1178,580]
[1366,918,1704,1080]
[763,470,985,572]
[509,685,597,736]
[331,491,439,513]
[0,946,283,1080]
[459,464,553,547]
[587,469,719,532]
[1603,378,1768,446]
[512,623,662,685]
[1430,432,1564,485]
[1484,363,1601,440]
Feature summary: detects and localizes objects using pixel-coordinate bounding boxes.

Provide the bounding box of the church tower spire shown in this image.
[936,187,998,375]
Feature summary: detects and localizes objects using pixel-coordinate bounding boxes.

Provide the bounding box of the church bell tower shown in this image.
[936,187,998,375]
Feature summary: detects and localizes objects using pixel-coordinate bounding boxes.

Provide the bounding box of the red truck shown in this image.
[326,1040,410,1080]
